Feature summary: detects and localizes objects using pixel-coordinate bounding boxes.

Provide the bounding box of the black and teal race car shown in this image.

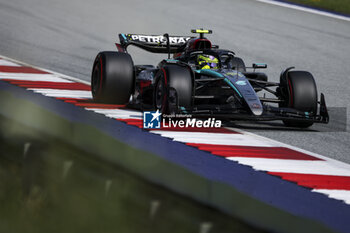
[91,29,329,128]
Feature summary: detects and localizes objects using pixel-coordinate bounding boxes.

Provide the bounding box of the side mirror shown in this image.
[252,63,267,69]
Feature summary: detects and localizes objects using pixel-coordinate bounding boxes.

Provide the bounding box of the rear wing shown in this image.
[118,33,194,53]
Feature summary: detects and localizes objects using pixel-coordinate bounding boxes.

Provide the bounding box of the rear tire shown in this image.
[154,65,193,114]
[279,70,318,128]
[91,51,134,104]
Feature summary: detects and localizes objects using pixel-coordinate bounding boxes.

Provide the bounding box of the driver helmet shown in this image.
[197,54,218,69]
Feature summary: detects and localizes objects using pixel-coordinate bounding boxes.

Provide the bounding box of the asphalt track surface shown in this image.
[0,0,349,163]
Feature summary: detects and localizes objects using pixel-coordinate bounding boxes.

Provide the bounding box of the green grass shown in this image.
[283,0,350,15]
[0,116,264,233]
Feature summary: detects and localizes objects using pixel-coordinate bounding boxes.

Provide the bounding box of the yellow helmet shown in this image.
[197,54,219,69]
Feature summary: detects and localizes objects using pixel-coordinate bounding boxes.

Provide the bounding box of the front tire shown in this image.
[91,51,134,104]
[154,65,193,114]
[279,70,318,128]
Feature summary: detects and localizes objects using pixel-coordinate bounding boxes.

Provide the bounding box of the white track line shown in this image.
[255,0,350,22]
[228,127,350,172]
[228,158,350,176]
[28,88,92,98]
[151,131,279,147]
[86,108,142,119]
[0,73,72,82]
[105,114,142,119]
[312,190,350,204]
[0,60,20,66]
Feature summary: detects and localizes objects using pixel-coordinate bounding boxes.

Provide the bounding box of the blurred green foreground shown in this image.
[0,116,264,233]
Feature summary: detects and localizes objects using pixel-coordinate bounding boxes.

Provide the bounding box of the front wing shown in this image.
[178,94,329,124]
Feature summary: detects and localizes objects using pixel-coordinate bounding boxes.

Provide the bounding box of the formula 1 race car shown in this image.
[91,29,329,128]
